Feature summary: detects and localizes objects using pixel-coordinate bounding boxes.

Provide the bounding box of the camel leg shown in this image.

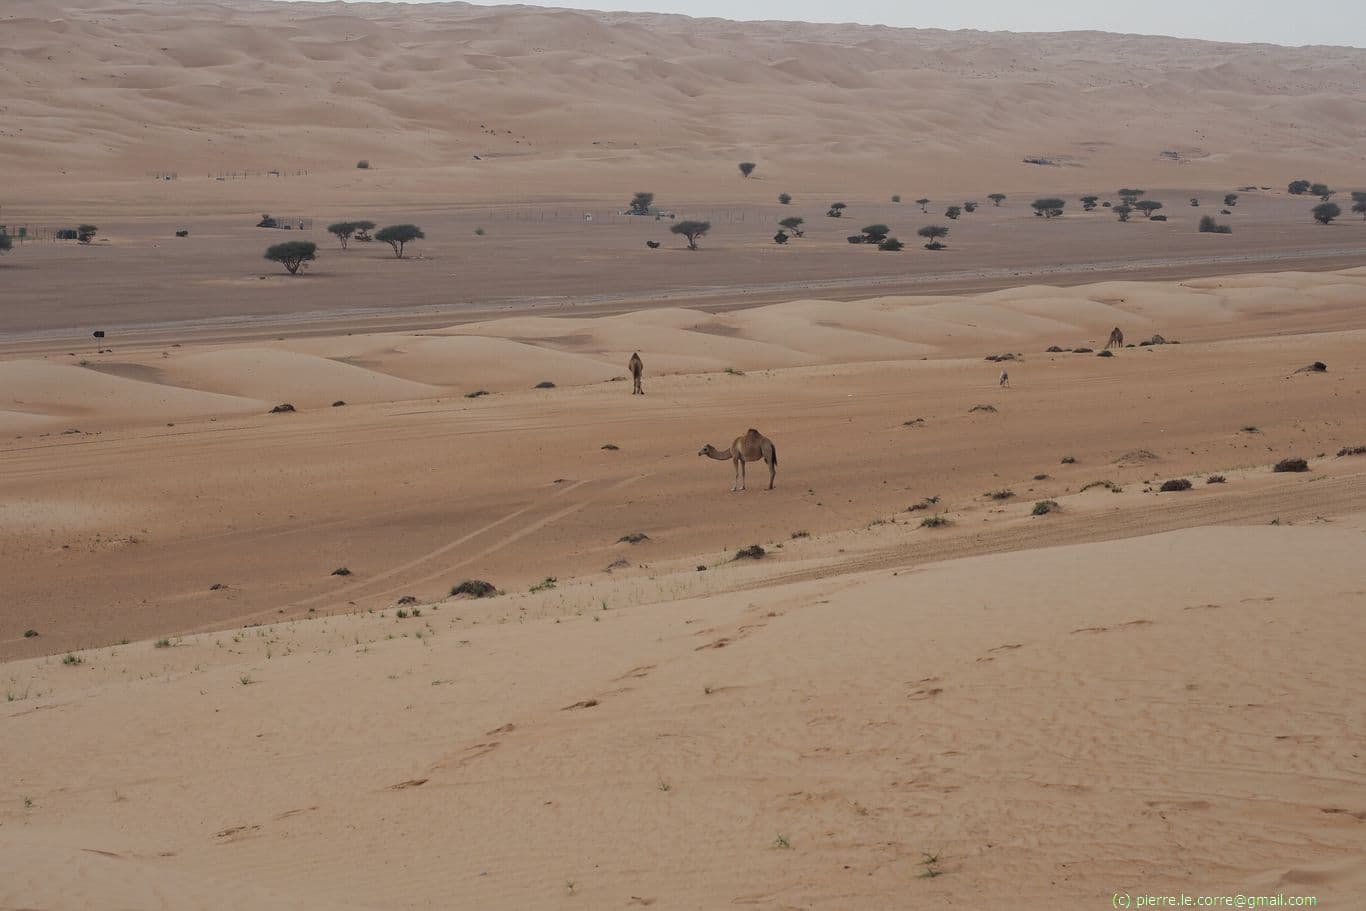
[736,457,746,491]
[767,457,775,490]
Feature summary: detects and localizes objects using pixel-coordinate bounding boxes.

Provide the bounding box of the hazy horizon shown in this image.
[287,0,1366,48]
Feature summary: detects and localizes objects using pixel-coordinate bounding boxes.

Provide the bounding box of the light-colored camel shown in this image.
[1105,327,1124,349]
[698,428,777,491]
[628,352,644,395]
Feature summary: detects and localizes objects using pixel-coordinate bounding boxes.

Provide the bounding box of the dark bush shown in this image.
[1097,349,1113,357]
[878,237,904,251]
[778,192,792,205]
[534,380,556,389]
[1207,475,1226,484]
[451,580,499,598]
[270,403,296,413]
[1031,198,1066,218]
[1199,216,1232,234]
[1159,478,1193,492]
[1032,500,1060,515]
[356,160,370,169]
[629,191,654,215]
[1312,202,1341,224]
[1273,458,1309,472]
[734,544,766,560]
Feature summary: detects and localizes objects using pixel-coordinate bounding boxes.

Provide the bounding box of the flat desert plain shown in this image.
[2,1,1366,908]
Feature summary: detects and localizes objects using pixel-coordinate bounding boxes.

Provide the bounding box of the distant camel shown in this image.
[1105,327,1124,349]
[628,352,644,394]
[698,428,777,491]
[999,370,1010,387]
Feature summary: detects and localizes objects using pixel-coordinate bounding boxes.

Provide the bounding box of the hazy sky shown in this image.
[442,0,1365,47]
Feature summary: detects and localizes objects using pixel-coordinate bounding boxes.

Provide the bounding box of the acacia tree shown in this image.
[917,225,949,249]
[878,237,904,251]
[778,192,792,205]
[826,202,847,218]
[264,240,317,274]
[375,224,424,258]
[915,197,930,212]
[327,222,358,250]
[628,192,654,215]
[1080,195,1099,211]
[670,220,710,250]
[738,162,756,178]
[988,193,1006,207]
[1288,179,1311,195]
[1135,200,1164,219]
[1118,188,1145,206]
[1310,183,1334,200]
[1353,191,1366,220]
[779,216,805,237]
[1031,198,1066,218]
[1312,202,1341,224]
[1114,204,1133,222]
[0,232,11,253]
[77,224,98,244]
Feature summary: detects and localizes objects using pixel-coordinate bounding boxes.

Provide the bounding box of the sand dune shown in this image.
[5,268,1364,433]
[3,0,1365,207]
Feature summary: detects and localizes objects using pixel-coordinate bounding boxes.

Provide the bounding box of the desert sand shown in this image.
[3,1,1366,907]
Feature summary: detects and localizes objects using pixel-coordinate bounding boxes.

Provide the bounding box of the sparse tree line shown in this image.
[264,220,425,274]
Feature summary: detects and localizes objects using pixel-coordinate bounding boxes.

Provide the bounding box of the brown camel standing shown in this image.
[1105,327,1124,349]
[698,428,777,491]
[628,352,644,395]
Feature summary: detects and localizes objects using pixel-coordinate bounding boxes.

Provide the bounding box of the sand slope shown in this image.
[4,518,1364,908]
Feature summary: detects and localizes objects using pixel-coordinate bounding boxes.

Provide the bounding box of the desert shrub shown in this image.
[617,533,650,544]
[779,216,804,236]
[332,400,346,407]
[465,389,489,398]
[968,403,997,413]
[451,579,498,598]
[1031,198,1066,218]
[773,231,789,244]
[1312,202,1341,224]
[1207,475,1227,484]
[175,229,189,238]
[670,220,710,249]
[1080,195,1099,211]
[1190,197,1200,206]
[1294,362,1328,373]
[1335,446,1366,457]
[988,193,1006,206]
[264,241,317,274]
[847,235,866,244]
[1288,179,1311,195]
[375,224,424,257]
[986,489,1014,500]
[356,159,370,169]
[1273,457,1309,472]
[1199,216,1232,234]
[77,224,98,244]
[1310,183,1333,200]
[1224,193,1239,207]
[256,214,279,228]
[1353,199,1366,219]
[1032,500,1060,515]
[1097,349,1113,357]
[474,227,485,236]
[1033,473,1050,480]
[1046,345,1067,352]
[1220,209,1232,215]
[1073,347,1094,353]
[1080,479,1121,492]
[920,514,950,528]
[270,402,296,413]
[1114,204,1133,222]
[778,192,792,205]
[945,206,962,220]
[891,194,901,203]
[534,380,556,389]
[963,201,978,213]
[0,232,10,253]
[601,443,619,450]
[878,237,904,251]
[738,161,756,178]
[826,202,847,218]
[331,566,352,576]
[1061,455,1077,464]
[1150,215,1168,221]
[734,544,766,560]
[1159,478,1193,492]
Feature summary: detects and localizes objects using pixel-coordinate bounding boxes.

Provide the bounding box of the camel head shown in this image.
[698,444,715,457]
